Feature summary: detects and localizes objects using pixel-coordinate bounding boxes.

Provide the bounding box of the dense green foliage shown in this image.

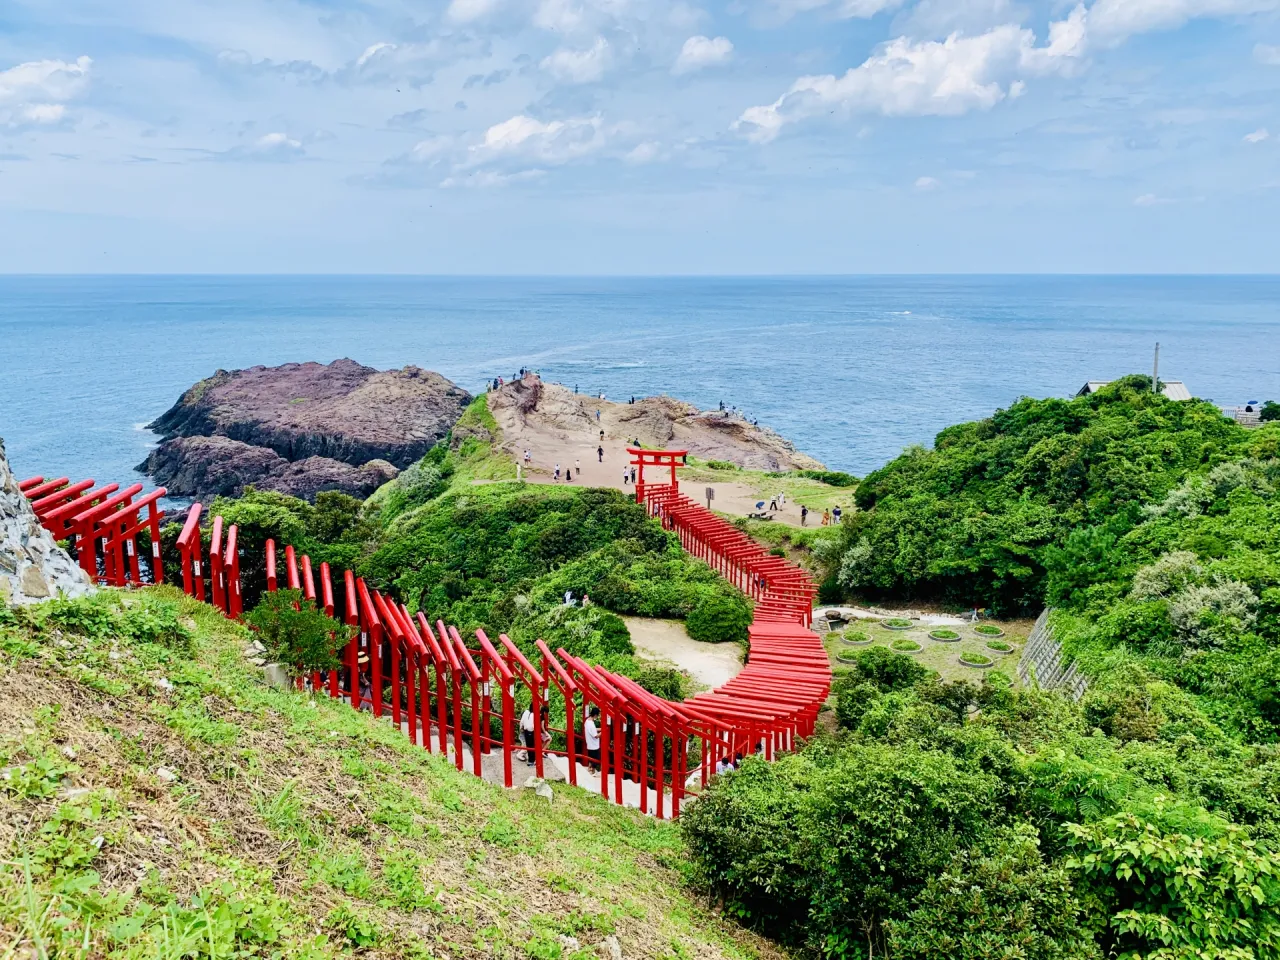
[362,484,752,656]
[688,382,1280,960]
[835,376,1253,613]
[684,647,1280,959]
[245,588,346,672]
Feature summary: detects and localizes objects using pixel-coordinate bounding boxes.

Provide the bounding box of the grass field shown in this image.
[821,616,1033,685]
[0,588,783,960]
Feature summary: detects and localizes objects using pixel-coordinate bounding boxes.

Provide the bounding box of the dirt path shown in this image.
[623,617,744,690]
[484,376,835,527]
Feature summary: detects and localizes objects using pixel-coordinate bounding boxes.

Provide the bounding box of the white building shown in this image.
[1076,380,1192,401]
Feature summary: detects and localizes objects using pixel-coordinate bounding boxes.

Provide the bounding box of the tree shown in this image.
[245,589,345,673]
[887,825,1100,960]
[1065,809,1280,960]
[1261,401,1280,423]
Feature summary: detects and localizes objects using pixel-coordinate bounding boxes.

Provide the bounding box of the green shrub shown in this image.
[886,826,1098,960]
[797,469,858,487]
[245,589,344,673]
[975,624,1003,636]
[891,639,922,652]
[705,460,738,471]
[680,743,1004,956]
[685,592,752,644]
[959,652,992,666]
[929,628,960,640]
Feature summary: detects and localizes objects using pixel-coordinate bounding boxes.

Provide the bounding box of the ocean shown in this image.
[1,275,1277,488]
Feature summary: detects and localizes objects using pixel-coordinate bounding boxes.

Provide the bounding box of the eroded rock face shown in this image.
[0,437,95,606]
[140,359,470,501]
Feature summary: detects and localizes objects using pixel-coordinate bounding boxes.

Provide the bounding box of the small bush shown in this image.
[883,618,913,629]
[929,629,960,641]
[959,652,992,666]
[843,630,872,645]
[686,592,752,644]
[974,624,1003,636]
[892,639,922,652]
[986,639,1012,652]
[705,460,738,471]
[797,469,858,487]
[245,589,345,672]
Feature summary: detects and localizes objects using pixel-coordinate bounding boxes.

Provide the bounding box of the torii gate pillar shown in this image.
[627,448,687,504]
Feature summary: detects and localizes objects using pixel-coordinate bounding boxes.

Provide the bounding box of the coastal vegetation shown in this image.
[0,589,769,959]
[682,377,1280,960]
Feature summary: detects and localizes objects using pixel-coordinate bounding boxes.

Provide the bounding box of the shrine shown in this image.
[626,447,686,503]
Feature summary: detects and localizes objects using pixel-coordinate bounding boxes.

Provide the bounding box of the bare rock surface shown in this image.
[140,359,470,500]
[0,437,95,606]
[489,375,823,472]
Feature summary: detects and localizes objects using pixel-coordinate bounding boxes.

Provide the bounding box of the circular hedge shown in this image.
[842,631,873,645]
[974,624,1005,638]
[890,639,922,652]
[985,671,1012,688]
[985,639,1013,653]
[835,649,861,664]
[959,651,994,668]
[928,629,960,642]
[881,618,914,630]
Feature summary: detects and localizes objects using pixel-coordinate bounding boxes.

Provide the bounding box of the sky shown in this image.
[1,0,1279,273]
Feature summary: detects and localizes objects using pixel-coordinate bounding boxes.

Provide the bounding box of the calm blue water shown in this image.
[1,275,1277,487]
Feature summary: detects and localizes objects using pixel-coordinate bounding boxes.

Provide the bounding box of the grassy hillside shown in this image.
[0,588,780,960]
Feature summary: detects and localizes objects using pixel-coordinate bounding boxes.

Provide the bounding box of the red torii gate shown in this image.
[627,447,686,504]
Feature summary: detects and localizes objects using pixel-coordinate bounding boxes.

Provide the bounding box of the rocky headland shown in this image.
[140,359,471,500]
[488,375,824,472]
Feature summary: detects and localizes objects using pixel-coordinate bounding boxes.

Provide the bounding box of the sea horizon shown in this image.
[3,273,1278,489]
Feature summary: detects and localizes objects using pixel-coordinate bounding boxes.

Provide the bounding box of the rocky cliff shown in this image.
[140,359,471,500]
[1,438,95,605]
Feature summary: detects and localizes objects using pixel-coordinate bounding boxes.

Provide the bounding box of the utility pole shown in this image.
[1153,342,1160,395]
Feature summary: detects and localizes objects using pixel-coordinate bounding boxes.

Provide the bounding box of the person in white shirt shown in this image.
[520,705,537,764]
[584,707,601,769]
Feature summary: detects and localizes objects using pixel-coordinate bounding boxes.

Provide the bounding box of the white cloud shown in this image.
[217,132,305,161]
[1089,0,1280,42]
[0,56,91,128]
[534,0,587,33]
[447,0,501,22]
[1244,127,1270,142]
[541,37,610,83]
[766,0,906,22]
[625,141,662,163]
[736,12,1084,142]
[1134,192,1174,205]
[1256,43,1280,64]
[441,169,547,188]
[915,175,940,189]
[673,36,734,74]
[467,114,608,167]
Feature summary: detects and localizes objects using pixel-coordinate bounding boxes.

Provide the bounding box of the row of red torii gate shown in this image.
[19,448,829,818]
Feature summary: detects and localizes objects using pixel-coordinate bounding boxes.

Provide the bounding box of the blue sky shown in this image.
[1,0,1278,272]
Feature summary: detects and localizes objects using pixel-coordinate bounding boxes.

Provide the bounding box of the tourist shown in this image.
[575,458,581,474]
[833,505,843,524]
[554,463,561,481]
[623,467,630,485]
[566,467,573,482]
[520,704,538,764]
[599,429,605,442]
[630,466,636,484]
[357,652,372,710]
[821,509,831,526]
[584,708,602,769]
[768,495,778,511]
[715,755,731,775]
[719,400,725,412]
[564,590,574,606]
[630,396,635,404]
[582,594,590,607]
[597,446,604,463]
[596,409,601,421]
[801,505,808,526]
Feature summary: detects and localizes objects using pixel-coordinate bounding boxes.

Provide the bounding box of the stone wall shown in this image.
[1017,608,1089,699]
[0,438,95,605]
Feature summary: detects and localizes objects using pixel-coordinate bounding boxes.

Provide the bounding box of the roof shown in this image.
[1077,380,1191,401]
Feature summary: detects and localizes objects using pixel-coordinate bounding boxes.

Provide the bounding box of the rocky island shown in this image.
[140,359,472,500]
